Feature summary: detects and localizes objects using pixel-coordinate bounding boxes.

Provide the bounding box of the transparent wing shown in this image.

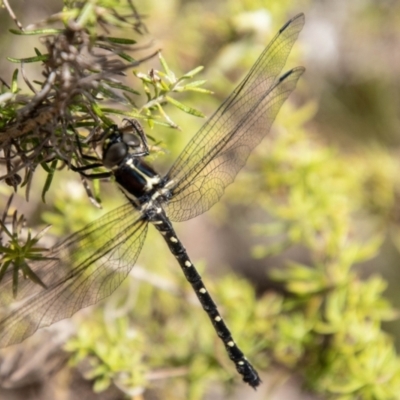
[0,203,147,347]
[164,14,305,222]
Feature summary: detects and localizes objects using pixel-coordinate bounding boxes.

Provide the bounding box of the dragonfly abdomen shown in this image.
[148,207,262,387]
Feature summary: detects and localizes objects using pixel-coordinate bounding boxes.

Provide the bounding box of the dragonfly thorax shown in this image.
[102,124,162,203]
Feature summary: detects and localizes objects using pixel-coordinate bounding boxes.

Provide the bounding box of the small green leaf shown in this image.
[92,179,102,204]
[159,53,174,80]
[91,103,105,118]
[287,280,324,295]
[159,79,170,91]
[166,96,204,117]
[181,65,204,79]
[353,235,383,263]
[9,28,63,35]
[97,85,125,102]
[117,52,136,63]
[175,80,213,94]
[76,2,95,27]
[0,260,11,283]
[182,87,213,94]
[102,37,137,45]
[7,55,49,63]
[11,69,19,93]
[22,262,47,289]
[41,159,58,202]
[104,81,140,95]
[85,364,109,379]
[12,262,19,298]
[0,220,12,238]
[180,80,207,88]
[93,376,111,393]
[156,103,179,129]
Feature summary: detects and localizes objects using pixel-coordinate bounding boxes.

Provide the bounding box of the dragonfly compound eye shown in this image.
[122,133,141,148]
[103,141,128,168]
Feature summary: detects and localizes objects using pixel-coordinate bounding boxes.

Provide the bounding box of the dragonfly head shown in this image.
[102,123,144,169]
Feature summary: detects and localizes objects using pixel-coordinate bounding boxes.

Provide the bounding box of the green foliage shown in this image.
[133,54,210,128]
[227,98,400,398]
[65,310,147,394]
[0,0,210,200]
[0,207,51,297]
[65,261,264,399]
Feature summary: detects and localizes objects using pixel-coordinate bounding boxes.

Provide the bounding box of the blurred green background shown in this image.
[2,0,400,399]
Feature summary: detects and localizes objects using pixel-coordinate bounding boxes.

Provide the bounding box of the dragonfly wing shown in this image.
[164,14,305,222]
[0,203,147,347]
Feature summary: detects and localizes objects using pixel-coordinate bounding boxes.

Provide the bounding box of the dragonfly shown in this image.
[0,14,305,388]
